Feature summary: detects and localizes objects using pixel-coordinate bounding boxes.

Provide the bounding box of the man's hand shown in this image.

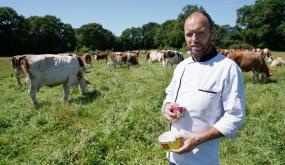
[172,127,223,154]
[172,135,200,154]
[163,102,179,122]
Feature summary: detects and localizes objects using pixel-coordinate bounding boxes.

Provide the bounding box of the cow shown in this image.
[81,53,92,67]
[262,48,274,62]
[160,50,184,67]
[126,50,140,57]
[20,55,90,105]
[146,50,164,64]
[107,51,139,69]
[226,51,272,83]
[218,48,231,56]
[11,55,28,86]
[253,48,274,62]
[94,52,108,63]
[126,52,139,67]
[271,57,285,67]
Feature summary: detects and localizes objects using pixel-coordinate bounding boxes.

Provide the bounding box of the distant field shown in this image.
[0,52,284,164]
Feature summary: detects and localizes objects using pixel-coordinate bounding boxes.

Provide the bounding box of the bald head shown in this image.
[185,11,214,31]
[184,11,215,60]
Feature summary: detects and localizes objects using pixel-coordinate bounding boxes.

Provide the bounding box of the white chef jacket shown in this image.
[163,53,245,165]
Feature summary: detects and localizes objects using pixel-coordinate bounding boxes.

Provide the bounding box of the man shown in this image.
[162,11,245,165]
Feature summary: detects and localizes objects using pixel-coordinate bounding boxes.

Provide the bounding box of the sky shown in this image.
[1,0,256,36]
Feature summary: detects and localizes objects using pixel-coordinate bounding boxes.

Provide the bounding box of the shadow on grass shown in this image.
[33,100,53,109]
[267,79,278,84]
[29,89,102,108]
[69,88,102,104]
[245,78,278,84]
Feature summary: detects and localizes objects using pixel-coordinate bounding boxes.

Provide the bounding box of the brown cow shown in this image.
[94,52,108,63]
[107,52,139,69]
[226,51,272,83]
[218,48,230,56]
[81,53,92,67]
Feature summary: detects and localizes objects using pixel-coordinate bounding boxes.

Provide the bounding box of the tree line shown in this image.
[0,0,284,56]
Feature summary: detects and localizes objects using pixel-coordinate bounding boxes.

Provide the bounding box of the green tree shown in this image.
[118,27,143,50]
[214,25,243,48]
[0,7,27,56]
[154,5,205,49]
[154,20,184,49]
[26,15,76,53]
[76,23,117,51]
[60,24,76,52]
[141,22,160,49]
[237,0,285,50]
[276,21,285,39]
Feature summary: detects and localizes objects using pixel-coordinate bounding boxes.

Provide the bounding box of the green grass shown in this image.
[0,52,284,164]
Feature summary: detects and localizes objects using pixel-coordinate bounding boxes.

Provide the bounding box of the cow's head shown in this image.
[77,71,91,94]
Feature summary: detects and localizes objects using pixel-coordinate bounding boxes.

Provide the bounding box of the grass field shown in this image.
[0,52,284,164]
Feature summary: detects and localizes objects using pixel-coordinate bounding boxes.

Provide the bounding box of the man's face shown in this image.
[184,13,214,57]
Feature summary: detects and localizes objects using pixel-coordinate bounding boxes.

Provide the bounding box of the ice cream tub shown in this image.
[158,131,181,152]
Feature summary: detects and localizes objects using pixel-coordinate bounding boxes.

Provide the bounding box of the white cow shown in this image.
[145,50,164,64]
[254,48,273,62]
[20,55,90,105]
[11,53,79,86]
[271,57,285,67]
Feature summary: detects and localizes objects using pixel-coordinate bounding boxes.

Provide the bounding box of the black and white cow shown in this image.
[161,50,184,67]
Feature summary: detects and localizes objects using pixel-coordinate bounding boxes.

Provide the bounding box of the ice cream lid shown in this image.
[158,131,178,143]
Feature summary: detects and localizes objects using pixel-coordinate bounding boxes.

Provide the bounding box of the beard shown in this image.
[190,46,208,57]
[189,39,212,61]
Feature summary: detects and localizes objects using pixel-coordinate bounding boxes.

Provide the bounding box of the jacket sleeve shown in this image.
[214,65,246,139]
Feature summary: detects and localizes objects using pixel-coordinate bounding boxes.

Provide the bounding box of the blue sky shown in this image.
[1,0,255,36]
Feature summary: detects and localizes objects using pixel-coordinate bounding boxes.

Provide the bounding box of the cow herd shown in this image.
[94,50,184,69]
[10,50,184,105]
[10,48,284,106]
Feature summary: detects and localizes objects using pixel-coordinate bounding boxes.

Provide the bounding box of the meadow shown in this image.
[0,52,284,165]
